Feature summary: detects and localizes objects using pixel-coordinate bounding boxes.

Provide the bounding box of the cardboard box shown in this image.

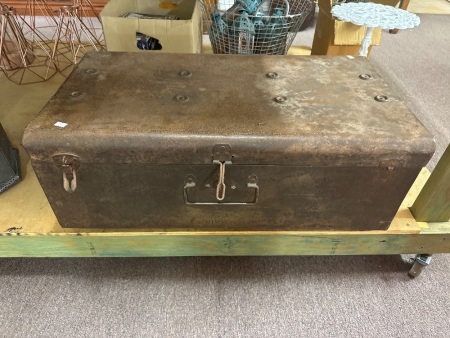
[100,0,202,53]
[311,0,399,56]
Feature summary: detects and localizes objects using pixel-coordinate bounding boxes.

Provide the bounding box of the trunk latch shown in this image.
[183,145,259,205]
[212,144,232,201]
[52,154,80,193]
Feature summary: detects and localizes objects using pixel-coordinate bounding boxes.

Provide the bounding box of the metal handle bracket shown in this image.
[53,154,80,193]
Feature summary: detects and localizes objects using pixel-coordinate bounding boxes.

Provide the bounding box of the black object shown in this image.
[299,1,316,31]
[136,33,163,51]
[122,12,180,20]
[0,123,20,194]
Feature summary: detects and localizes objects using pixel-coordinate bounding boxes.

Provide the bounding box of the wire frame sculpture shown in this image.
[18,0,104,75]
[74,0,105,44]
[51,5,105,72]
[200,0,312,55]
[19,0,58,41]
[19,0,104,44]
[0,4,58,84]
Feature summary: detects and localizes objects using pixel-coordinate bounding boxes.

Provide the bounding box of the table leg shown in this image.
[359,26,374,57]
[399,0,411,10]
[390,0,411,34]
[410,144,450,222]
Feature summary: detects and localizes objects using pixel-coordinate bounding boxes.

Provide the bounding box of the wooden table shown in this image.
[331,2,420,57]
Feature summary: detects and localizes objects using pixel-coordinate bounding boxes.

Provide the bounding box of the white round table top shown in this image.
[331,2,420,30]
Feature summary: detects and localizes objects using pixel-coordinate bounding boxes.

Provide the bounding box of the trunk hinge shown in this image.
[212,144,233,201]
[53,154,80,193]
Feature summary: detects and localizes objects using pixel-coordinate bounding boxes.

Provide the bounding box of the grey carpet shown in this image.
[1,14,450,338]
[2,255,450,338]
[370,14,450,170]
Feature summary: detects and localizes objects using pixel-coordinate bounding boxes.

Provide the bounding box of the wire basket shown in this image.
[200,0,313,55]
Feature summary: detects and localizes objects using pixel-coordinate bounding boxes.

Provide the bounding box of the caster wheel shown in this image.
[408,261,424,278]
[408,254,432,278]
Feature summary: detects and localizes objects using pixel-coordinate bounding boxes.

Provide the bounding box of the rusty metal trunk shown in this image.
[23,53,434,230]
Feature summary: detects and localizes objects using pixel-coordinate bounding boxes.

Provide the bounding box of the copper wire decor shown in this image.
[0,0,105,84]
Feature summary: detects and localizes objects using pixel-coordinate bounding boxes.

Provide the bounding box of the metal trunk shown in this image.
[23,53,435,230]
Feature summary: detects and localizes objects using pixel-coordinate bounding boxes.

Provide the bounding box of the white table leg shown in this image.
[359,26,374,57]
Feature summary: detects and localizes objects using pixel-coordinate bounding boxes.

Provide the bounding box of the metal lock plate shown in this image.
[212,144,233,162]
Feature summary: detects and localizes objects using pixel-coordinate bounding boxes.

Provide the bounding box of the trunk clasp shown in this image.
[212,144,232,201]
[53,154,80,193]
